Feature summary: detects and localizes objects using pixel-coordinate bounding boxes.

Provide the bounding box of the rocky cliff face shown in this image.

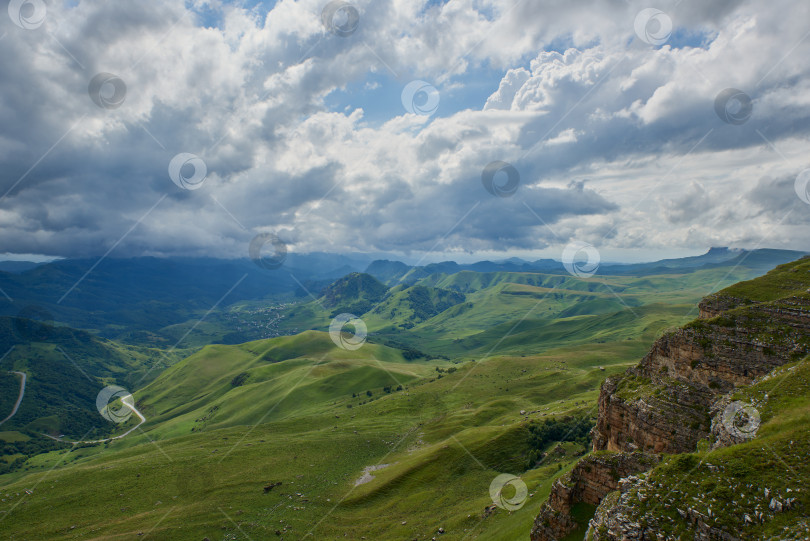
[592,294,810,456]
[585,474,746,541]
[531,258,810,541]
[530,453,659,541]
[592,372,713,455]
[697,295,749,319]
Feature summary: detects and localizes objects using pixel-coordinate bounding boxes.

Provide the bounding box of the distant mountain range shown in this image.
[0,261,47,273]
[0,248,804,344]
[0,255,371,341]
[2,252,809,539]
[363,247,806,284]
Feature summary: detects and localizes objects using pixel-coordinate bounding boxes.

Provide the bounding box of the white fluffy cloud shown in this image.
[0,0,808,260]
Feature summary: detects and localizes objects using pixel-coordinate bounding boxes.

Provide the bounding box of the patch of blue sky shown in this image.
[190,0,278,29]
[323,63,509,126]
[667,28,716,50]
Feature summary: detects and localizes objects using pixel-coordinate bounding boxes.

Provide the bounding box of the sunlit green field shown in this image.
[0,266,773,539]
[0,337,664,539]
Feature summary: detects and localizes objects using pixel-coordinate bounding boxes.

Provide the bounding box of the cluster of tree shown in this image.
[350,384,405,403]
[403,286,465,322]
[230,372,249,387]
[0,434,66,475]
[401,348,427,361]
[524,415,595,469]
[367,337,430,361]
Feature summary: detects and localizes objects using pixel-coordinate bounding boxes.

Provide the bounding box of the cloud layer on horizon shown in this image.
[0,0,809,260]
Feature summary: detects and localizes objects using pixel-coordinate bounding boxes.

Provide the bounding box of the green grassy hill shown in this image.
[321,272,390,316]
[583,257,810,539]
[0,337,622,540]
[364,284,466,329]
[0,256,806,539]
[137,331,441,439]
[0,317,188,473]
[274,265,773,360]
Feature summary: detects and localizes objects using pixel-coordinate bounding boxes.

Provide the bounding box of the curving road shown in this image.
[0,371,27,427]
[43,394,147,444]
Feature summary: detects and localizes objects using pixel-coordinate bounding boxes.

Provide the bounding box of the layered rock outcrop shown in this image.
[697,295,748,319]
[530,452,659,541]
[592,294,810,456]
[592,373,712,454]
[531,258,810,540]
[586,475,742,541]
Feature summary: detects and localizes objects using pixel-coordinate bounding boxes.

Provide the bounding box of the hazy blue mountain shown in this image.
[0,261,47,273]
[365,248,807,283]
[365,259,412,284]
[598,247,806,275]
[0,248,804,346]
[0,254,367,340]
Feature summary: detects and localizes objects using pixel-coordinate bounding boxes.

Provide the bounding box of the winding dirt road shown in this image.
[0,371,27,427]
[43,394,147,444]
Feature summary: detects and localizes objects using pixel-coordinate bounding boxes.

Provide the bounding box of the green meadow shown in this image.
[0,263,794,539]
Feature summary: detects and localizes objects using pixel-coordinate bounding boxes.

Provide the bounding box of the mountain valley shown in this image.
[1,250,808,539]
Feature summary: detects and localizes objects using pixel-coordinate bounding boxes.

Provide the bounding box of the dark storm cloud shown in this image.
[0,0,808,259]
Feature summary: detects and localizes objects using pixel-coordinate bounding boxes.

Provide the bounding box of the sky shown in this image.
[0,0,809,263]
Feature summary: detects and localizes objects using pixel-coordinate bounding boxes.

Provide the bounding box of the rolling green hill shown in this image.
[365,284,467,329]
[136,331,442,439]
[0,317,188,473]
[274,264,778,360]
[321,272,389,316]
[1,253,807,539]
[0,332,627,540]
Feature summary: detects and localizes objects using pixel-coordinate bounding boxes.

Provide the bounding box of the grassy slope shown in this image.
[0,318,188,441]
[275,266,765,358]
[0,332,642,539]
[707,256,810,301]
[614,357,810,539]
[0,262,798,539]
[585,257,810,539]
[137,331,442,439]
